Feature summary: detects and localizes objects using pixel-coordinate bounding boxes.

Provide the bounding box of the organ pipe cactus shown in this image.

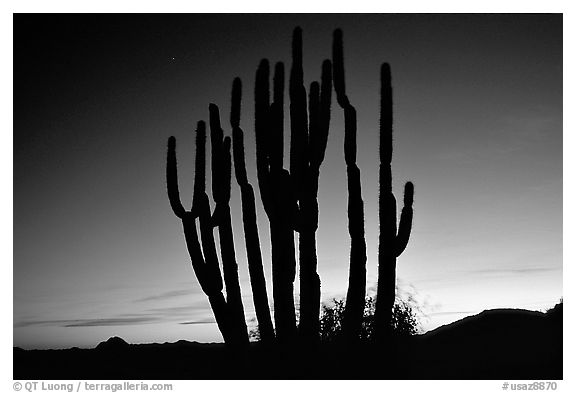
[255,58,299,343]
[208,103,250,345]
[332,29,368,342]
[166,118,248,346]
[166,27,414,348]
[289,27,332,343]
[374,63,414,342]
[230,77,275,343]
[167,123,231,344]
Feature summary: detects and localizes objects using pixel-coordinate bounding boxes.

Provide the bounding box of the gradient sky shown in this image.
[14,14,562,349]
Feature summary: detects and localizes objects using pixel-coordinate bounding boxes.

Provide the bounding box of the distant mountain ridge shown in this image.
[14,306,562,379]
[95,336,129,350]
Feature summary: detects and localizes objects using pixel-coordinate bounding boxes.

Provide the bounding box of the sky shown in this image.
[13,14,562,349]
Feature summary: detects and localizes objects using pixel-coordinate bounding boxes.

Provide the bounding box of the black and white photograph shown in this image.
[11,10,565,384]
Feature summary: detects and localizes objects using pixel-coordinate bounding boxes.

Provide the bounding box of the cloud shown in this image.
[468,266,561,276]
[63,317,158,327]
[146,304,210,316]
[179,318,215,325]
[134,289,199,303]
[413,265,561,284]
[15,317,159,328]
[15,300,218,330]
[14,289,215,328]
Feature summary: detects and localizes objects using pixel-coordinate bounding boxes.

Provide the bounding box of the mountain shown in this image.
[13,306,562,380]
[95,336,129,351]
[406,307,562,379]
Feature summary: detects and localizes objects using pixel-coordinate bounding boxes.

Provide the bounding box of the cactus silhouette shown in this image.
[230,77,275,343]
[166,27,413,348]
[374,63,414,342]
[289,28,333,343]
[208,103,250,345]
[254,58,299,343]
[167,114,250,346]
[332,29,369,342]
[167,123,235,345]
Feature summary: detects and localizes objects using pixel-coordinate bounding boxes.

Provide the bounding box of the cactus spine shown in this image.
[332,29,369,342]
[231,77,275,343]
[290,27,333,343]
[374,63,414,342]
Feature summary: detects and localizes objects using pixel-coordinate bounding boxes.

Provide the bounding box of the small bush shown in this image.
[320,294,421,343]
[250,292,422,342]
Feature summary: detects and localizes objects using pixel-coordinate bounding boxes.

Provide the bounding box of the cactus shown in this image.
[166,27,413,348]
[254,58,298,343]
[374,63,414,342]
[208,103,250,345]
[332,29,369,342]
[290,27,333,343]
[230,77,275,343]
[166,123,235,344]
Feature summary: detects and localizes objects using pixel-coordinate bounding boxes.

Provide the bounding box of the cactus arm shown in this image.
[374,62,416,343]
[308,81,320,172]
[333,29,368,342]
[313,59,332,170]
[221,136,232,204]
[231,78,275,341]
[252,39,298,341]
[182,208,231,343]
[254,59,273,216]
[394,181,414,257]
[375,61,396,341]
[296,80,321,341]
[289,26,308,201]
[181,211,208,291]
[166,121,233,344]
[209,103,249,345]
[332,28,349,107]
[218,209,249,345]
[192,123,224,296]
[209,105,232,227]
[270,62,284,172]
[232,128,248,186]
[191,121,207,216]
[270,167,298,342]
[196,194,222,290]
[343,104,357,166]
[166,136,186,219]
[231,78,249,186]
[230,77,242,130]
[380,63,393,166]
[209,103,225,206]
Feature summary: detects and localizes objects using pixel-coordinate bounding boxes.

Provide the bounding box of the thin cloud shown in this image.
[412,265,560,284]
[179,318,215,325]
[134,289,199,303]
[63,317,158,327]
[15,317,159,328]
[468,266,561,276]
[146,304,208,315]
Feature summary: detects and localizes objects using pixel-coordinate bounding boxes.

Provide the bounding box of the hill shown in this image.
[13,307,561,379]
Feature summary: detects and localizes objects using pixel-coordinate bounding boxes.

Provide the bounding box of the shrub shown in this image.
[320,293,421,343]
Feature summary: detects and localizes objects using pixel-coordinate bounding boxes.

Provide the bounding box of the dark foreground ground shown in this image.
[14,307,562,380]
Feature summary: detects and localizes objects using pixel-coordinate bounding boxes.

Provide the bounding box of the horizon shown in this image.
[15,304,564,350]
[14,14,562,350]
